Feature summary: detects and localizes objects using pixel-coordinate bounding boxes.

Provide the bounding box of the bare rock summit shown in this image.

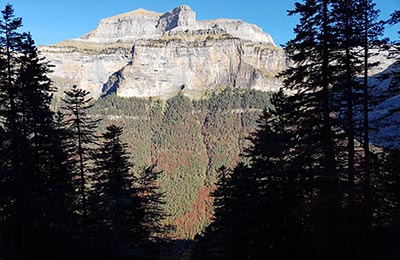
[39,5,287,99]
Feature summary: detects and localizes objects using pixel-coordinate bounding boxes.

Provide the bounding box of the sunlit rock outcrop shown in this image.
[39,5,287,98]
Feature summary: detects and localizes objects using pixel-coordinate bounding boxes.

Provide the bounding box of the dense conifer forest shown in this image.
[89,88,272,238]
[0,1,399,259]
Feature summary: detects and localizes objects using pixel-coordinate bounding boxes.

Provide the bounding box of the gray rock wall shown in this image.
[40,44,132,97]
[39,5,287,99]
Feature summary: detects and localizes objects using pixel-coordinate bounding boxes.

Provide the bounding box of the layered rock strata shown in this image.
[39,5,287,98]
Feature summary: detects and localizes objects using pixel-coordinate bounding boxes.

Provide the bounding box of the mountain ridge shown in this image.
[39,5,286,99]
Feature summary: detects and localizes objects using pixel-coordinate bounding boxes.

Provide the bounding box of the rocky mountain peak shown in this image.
[74,5,275,45]
[157,5,196,31]
[40,5,286,99]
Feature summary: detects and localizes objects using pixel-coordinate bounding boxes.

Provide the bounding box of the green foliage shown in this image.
[153,92,209,238]
[88,87,273,238]
[62,85,100,230]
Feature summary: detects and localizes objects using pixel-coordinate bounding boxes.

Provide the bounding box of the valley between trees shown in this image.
[1,1,400,260]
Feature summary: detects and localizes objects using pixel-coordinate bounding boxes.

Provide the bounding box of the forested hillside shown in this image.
[89,88,273,237]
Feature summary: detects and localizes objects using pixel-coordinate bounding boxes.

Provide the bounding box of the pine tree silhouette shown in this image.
[0,5,75,258]
[62,85,100,232]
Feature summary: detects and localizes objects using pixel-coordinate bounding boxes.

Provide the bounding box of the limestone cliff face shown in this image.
[39,5,287,98]
[82,9,161,42]
[41,43,132,97]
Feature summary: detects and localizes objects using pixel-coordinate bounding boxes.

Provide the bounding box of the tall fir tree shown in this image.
[137,164,168,240]
[136,164,169,259]
[62,85,99,232]
[41,112,76,259]
[16,33,54,169]
[91,124,168,259]
[357,0,384,233]
[332,0,361,190]
[0,5,26,253]
[0,5,76,259]
[283,2,346,257]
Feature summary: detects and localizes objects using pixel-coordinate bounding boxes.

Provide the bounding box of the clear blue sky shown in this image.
[0,0,398,46]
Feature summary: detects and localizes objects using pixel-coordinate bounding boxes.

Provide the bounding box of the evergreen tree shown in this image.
[285,0,338,177]
[195,163,256,260]
[332,0,361,190]
[0,5,75,258]
[357,0,385,239]
[136,164,170,259]
[91,124,168,259]
[194,166,234,260]
[16,33,54,168]
[0,4,23,142]
[42,112,76,259]
[137,164,168,239]
[0,5,64,257]
[283,2,346,257]
[0,5,26,254]
[245,92,307,259]
[62,85,99,232]
[90,124,137,258]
